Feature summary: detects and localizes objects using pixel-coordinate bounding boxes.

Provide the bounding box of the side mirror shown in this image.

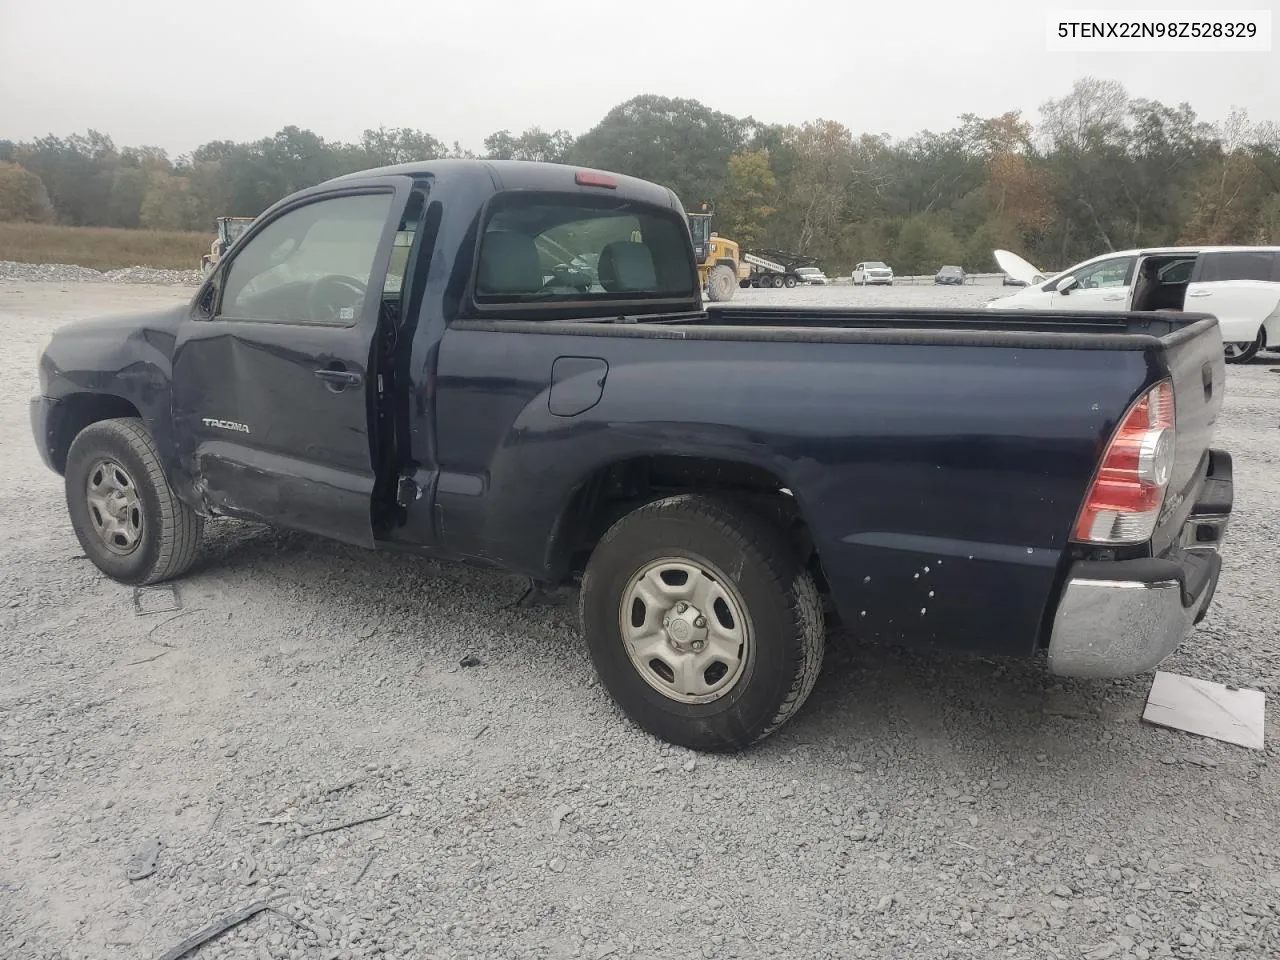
[1056,275,1079,294]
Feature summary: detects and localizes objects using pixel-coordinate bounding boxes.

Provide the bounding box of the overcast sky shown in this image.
[1,0,1275,156]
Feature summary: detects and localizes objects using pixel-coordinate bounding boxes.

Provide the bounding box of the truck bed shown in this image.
[434,303,1225,659]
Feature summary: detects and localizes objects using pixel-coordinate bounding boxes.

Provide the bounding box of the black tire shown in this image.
[64,417,204,586]
[579,494,825,751]
[1224,329,1263,364]
[784,275,798,288]
[706,264,737,302]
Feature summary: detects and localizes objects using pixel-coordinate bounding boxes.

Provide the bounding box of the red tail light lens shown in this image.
[1072,380,1176,545]
[575,170,617,189]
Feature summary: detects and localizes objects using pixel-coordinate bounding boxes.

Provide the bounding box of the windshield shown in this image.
[797,267,820,276]
[475,195,697,305]
[866,261,888,269]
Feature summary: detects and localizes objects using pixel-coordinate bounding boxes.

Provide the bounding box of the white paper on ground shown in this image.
[1142,671,1265,750]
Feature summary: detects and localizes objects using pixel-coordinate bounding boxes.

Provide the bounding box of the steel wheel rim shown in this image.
[85,458,144,556]
[618,555,753,704]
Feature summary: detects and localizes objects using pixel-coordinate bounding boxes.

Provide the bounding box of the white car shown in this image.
[852,261,894,285]
[794,267,828,285]
[988,246,1280,363]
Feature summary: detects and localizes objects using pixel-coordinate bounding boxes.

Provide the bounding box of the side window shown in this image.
[1158,258,1196,284]
[1071,256,1135,289]
[218,192,394,325]
[1197,251,1280,283]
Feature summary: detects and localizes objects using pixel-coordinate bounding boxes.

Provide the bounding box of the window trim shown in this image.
[202,183,405,329]
[462,189,701,320]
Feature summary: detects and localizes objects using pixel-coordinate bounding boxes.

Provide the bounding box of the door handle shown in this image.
[1188,290,1212,298]
[1102,294,1124,301]
[314,368,363,389]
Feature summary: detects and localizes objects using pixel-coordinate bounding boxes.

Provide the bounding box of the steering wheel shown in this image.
[540,263,592,294]
[306,275,368,324]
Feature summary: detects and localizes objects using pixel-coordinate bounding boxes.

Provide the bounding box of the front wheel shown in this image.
[579,494,825,751]
[706,264,737,302]
[1224,329,1264,364]
[784,275,798,288]
[65,417,204,585]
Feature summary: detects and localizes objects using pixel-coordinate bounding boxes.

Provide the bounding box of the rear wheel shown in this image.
[65,418,204,586]
[579,494,825,751]
[706,264,737,302]
[1224,329,1264,364]
[784,275,798,288]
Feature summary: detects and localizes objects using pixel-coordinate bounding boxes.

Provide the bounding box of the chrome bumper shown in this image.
[1047,451,1231,679]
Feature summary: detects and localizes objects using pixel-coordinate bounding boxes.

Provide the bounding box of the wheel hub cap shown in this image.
[662,603,707,652]
[619,557,752,704]
[85,458,144,556]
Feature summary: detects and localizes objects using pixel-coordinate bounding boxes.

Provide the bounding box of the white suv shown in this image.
[852,261,894,285]
[989,246,1280,363]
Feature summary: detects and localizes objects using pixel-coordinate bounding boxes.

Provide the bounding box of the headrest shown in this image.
[598,241,657,293]
[478,231,543,295]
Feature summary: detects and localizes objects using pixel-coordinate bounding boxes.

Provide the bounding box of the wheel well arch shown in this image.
[547,453,828,590]
[49,393,142,474]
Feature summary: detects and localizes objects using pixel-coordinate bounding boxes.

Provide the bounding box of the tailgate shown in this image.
[1150,319,1226,556]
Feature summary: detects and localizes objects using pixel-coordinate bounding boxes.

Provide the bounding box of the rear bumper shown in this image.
[1047,449,1232,679]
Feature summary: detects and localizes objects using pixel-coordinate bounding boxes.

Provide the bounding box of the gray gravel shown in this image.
[0,260,204,285]
[1,279,1278,960]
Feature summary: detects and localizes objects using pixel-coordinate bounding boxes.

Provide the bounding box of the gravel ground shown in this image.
[2,278,1278,960]
[0,261,205,286]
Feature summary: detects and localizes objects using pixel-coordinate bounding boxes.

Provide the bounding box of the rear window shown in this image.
[474,194,697,306]
[1196,251,1280,283]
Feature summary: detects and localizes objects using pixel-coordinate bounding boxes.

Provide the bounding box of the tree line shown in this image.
[1,76,1277,274]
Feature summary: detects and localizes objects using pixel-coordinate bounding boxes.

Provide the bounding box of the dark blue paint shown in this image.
[32,159,1228,661]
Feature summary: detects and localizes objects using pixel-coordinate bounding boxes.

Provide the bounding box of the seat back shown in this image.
[598,241,657,293]
[478,231,543,295]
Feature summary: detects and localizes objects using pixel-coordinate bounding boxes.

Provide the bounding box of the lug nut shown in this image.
[694,616,707,628]
[675,601,689,614]
[692,640,705,652]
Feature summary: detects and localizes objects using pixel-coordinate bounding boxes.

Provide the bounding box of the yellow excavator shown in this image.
[686,201,742,302]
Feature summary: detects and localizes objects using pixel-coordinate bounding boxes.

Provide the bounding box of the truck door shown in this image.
[171,182,408,547]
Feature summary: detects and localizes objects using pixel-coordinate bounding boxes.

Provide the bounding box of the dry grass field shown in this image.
[0,222,208,271]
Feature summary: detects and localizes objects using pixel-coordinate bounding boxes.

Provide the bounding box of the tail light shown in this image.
[1072,380,1175,545]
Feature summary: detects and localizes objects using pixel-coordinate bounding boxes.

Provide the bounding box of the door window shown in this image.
[1067,256,1135,290]
[218,192,394,326]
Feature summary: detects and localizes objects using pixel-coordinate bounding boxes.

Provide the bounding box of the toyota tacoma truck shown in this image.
[30,159,1234,752]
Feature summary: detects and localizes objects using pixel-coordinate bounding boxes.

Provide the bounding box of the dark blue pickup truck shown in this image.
[31,159,1233,751]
